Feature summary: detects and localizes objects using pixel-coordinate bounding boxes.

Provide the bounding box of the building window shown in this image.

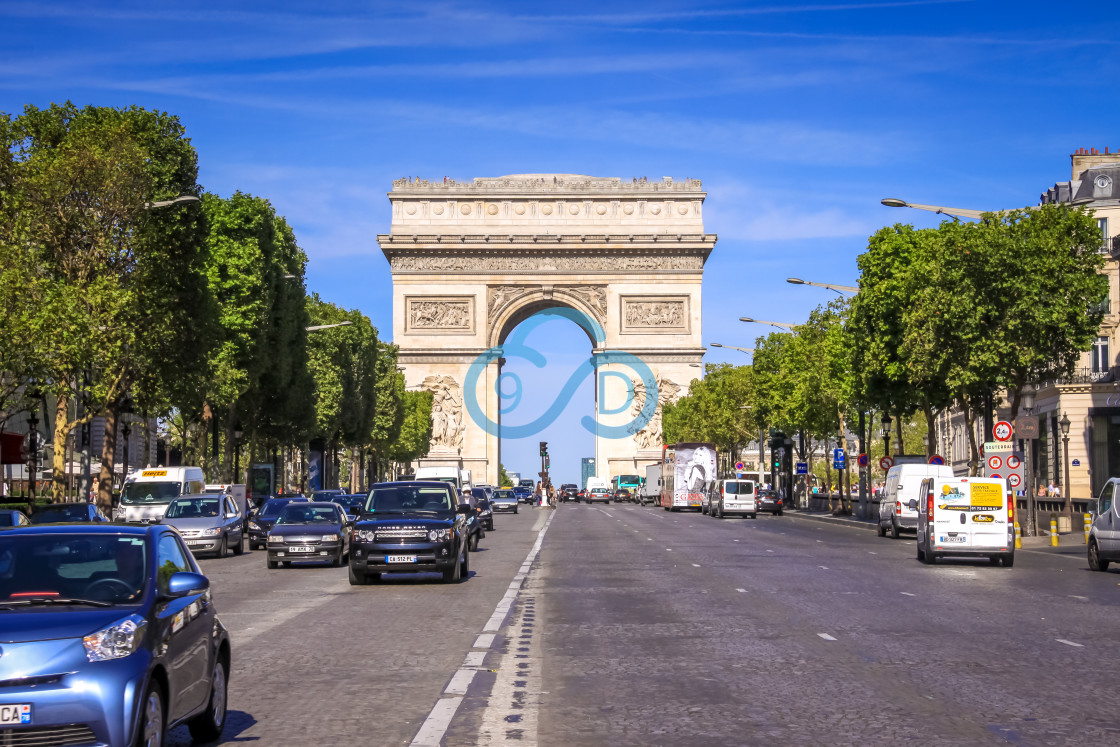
[1092,336,1110,374]
[1099,217,1110,253]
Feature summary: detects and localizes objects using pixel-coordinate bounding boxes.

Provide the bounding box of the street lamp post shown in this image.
[739,317,796,330]
[1059,412,1072,524]
[1020,384,1036,535]
[27,405,39,500]
[233,427,244,483]
[785,278,859,295]
[880,414,892,461]
[306,322,353,332]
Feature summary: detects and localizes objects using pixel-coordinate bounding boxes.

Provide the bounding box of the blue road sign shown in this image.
[833,448,846,470]
[795,462,808,475]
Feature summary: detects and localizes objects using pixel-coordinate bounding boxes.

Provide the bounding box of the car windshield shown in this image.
[120,481,181,505]
[259,500,291,519]
[0,534,148,605]
[311,491,340,501]
[165,498,222,519]
[277,505,339,524]
[29,505,88,524]
[366,485,454,513]
[494,490,515,499]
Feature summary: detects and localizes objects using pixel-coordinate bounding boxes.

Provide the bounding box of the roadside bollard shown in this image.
[1014,522,1021,549]
[1084,513,1092,544]
[1050,517,1059,547]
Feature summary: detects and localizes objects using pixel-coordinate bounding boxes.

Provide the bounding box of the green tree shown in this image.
[386,390,433,470]
[369,342,405,482]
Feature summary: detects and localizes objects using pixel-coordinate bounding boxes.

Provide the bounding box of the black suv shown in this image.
[349,481,471,585]
[560,484,579,502]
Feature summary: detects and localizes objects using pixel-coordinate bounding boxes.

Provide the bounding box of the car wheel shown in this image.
[750,513,757,520]
[989,556,1000,565]
[460,544,470,580]
[777,509,783,517]
[717,503,724,519]
[1088,540,1109,571]
[442,550,461,583]
[469,532,479,552]
[702,504,709,515]
[188,655,228,742]
[348,564,368,585]
[877,522,887,537]
[133,681,164,747]
[890,521,900,540]
[267,557,278,570]
[514,507,519,514]
[232,535,244,556]
[332,550,343,568]
[215,535,227,558]
[1001,553,1015,568]
[487,520,494,531]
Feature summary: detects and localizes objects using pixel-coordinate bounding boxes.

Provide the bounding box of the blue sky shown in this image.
[4,0,1118,484]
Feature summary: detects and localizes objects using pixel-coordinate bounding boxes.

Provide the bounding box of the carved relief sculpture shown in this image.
[623,299,687,329]
[629,372,681,450]
[563,285,607,322]
[487,285,532,327]
[407,298,472,330]
[392,255,703,272]
[421,375,464,451]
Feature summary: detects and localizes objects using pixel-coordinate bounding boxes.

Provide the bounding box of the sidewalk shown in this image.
[784,508,1091,559]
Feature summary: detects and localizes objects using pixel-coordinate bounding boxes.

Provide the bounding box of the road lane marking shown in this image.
[818,566,829,570]
[817,633,837,641]
[691,563,701,567]
[736,588,747,593]
[1068,595,1089,601]
[1056,639,1084,648]
[411,510,556,747]
[473,634,495,649]
[900,592,915,597]
[868,551,877,555]
[463,651,487,668]
[666,548,673,551]
[733,539,740,542]
[766,549,773,553]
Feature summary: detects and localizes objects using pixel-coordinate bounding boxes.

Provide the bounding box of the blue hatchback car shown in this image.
[0,523,231,746]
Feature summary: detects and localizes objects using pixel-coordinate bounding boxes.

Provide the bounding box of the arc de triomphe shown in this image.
[378,174,717,486]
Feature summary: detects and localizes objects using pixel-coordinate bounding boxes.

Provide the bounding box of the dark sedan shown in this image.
[0,508,31,527]
[349,481,470,584]
[29,502,111,524]
[757,488,784,516]
[247,496,306,550]
[330,493,366,518]
[476,498,495,531]
[267,502,352,568]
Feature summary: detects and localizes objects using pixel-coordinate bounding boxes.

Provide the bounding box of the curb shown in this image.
[783,511,878,531]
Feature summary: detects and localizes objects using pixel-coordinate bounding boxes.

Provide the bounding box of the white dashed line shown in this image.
[444,669,477,695]
[817,633,837,641]
[472,633,495,649]
[733,539,740,542]
[766,549,773,553]
[691,563,700,567]
[868,551,877,555]
[736,588,748,593]
[818,566,829,570]
[1068,595,1089,601]
[1056,639,1084,648]
[900,592,915,597]
[463,651,487,668]
[666,548,673,551]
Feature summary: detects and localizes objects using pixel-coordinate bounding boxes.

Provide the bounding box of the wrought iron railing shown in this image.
[1041,367,1115,387]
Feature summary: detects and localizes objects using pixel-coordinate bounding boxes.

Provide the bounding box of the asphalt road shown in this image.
[173,502,1120,746]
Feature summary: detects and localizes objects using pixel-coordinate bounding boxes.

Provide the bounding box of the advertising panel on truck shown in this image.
[660,443,717,511]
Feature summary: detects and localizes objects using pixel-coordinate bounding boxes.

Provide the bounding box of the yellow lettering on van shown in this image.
[970,482,1002,508]
[141,469,167,477]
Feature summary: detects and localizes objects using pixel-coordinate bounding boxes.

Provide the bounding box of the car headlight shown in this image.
[83,614,146,662]
[428,528,450,542]
[321,534,339,542]
[356,529,376,542]
[201,527,222,536]
[268,535,284,544]
[248,521,260,530]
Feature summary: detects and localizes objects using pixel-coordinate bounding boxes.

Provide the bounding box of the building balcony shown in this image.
[1041,367,1115,387]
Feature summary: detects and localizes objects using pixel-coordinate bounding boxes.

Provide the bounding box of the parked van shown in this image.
[115,466,206,523]
[878,463,956,539]
[1088,477,1120,571]
[710,478,757,519]
[915,475,1014,566]
[204,483,248,518]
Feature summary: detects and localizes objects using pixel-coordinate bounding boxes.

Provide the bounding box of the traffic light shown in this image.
[540,441,547,457]
[545,454,551,469]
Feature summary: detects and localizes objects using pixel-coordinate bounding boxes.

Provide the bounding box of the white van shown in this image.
[1088,477,1120,571]
[878,463,956,539]
[116,466,206,523]
[915,475,1014,566]
[414,466,462,492]
[710,478,757,519]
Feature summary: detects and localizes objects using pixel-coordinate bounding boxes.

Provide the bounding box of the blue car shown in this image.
[28,502,110,524]
[0,523,231,746]
[0,509,30,527]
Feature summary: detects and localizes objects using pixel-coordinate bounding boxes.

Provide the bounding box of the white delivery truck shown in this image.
[915,475,1014,566]
[641,463,662,505]
[205,483,249,518]
[415,466,463,492]
[116,466,206,522]
[878,463,957,539]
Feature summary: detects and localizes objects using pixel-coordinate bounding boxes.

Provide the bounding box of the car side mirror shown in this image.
[225,512,238,519]
[164,571,209,599]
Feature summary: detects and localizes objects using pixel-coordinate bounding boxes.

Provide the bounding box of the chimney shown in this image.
[1071,148,1120,180]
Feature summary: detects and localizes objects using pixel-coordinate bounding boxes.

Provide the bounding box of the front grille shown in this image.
[178,529,200,537]
[0,723,97,746]
[374,527,429,541]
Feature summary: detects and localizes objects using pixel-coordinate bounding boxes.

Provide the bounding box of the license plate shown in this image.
[386,554,418,563]
[939,536,966,543]
[0,704,31,725]
[187,540,207,545]
[288,546,314,553]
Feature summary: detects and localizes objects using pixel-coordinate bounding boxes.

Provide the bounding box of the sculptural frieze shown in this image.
[622,298,688,330]
[420,375,464,451]
[406,298,473,330]
[391,255,703,272]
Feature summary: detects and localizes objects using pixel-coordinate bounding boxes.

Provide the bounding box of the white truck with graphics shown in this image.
[115,466,206,523]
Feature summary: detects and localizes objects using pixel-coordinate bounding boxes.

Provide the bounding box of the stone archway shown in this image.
[378,174,717,486]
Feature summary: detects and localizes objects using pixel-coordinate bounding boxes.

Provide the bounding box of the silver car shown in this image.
[161,495,245,558]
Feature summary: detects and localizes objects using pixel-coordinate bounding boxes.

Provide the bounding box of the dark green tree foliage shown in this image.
[387,390,433,468]
[369,342,405,480]
[305,294,379,449]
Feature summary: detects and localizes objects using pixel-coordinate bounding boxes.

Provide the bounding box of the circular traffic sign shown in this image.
[1006,455,1021,470]
[879,456,894,471]
[989,472,1002,480]
[988,455,1003,471]
[928,454,945,465]
[1008,473,1022,489]
[993,420,1014,442]
[734,461,744,471]
[858,453,869,467]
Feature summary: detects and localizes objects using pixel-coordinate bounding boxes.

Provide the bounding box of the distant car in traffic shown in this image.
[310,488,345,502]
[513,485,533,504]
[0,522,231,746]
[161,494,245,557]
[247,496,307,550]
[613,488,632,503]
[587,487,611,504]
[348,481,471,584]
[492,488,519,514]
[330,493,366,518]
[560,484,579,502]
[0,508,31,527]
[757,489,783,516]
[29,502,111,524]
[267,501,352,568]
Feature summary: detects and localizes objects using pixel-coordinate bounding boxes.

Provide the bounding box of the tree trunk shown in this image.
[963,400,980,476]
[923,404,937,458]
[895,416,904,456]
[97,405,118,512]
[51,392,71,502]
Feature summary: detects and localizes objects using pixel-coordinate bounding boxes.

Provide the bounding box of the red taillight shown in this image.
[926,492,935,521]
[1007,492,1013,522]
[895,500,902,515]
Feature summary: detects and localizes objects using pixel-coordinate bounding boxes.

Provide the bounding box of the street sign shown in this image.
[795,462,808,475]
[734,461,744,471]
[1008,473,1022,489]
[928,454,945,465]
[1072,458,1081,466]
[879,456,894,471]
[1015,417,1039,440]
[988,455,1003,471]
[985,450,1024,486]
[857,453,869,467]
[1006,454,1021,470]
[993,420,1014,442]
[983,441,1014,454]
[833,448,846,470]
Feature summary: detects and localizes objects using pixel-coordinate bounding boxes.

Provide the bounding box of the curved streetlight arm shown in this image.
[306,322,353,332]
[709,343,755,354]
[880,198,987,221]
[786,278,858,294]
[144,195,200,210]
[739,317,796,330]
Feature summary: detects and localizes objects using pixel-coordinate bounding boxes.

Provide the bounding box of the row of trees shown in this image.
[1,102,432,507]
[665,204,1107,501]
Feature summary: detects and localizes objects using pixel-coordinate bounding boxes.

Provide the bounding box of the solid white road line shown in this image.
[410,510,556,747]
